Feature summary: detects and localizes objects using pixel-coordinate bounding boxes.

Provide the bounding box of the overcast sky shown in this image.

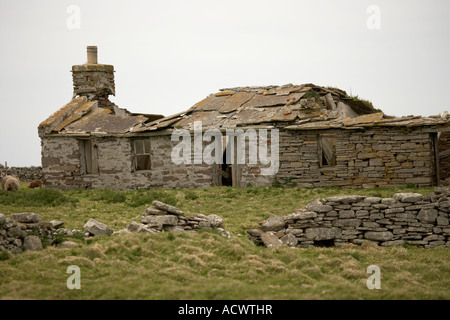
[0,0,449,167]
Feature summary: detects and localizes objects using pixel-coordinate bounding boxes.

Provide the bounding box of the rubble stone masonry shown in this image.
[41,126,442,190]
[248,189,450,248]
[273,126,436,188]
[41,135,213,190]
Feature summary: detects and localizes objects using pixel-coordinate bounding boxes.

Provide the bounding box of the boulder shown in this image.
[246,229,262,237]
[152,201,184,216]
[145,207,167,216]
[260,232,283,248]
[207,214,224,228]
[23,235,43,251]
[10,212,41,224]
[260,215,285,232]
[83,218,114,236]
[49,220,65,229]
[128,221,144,232]
[281,233,298,247]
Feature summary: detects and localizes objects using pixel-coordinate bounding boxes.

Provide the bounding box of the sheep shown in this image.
[1,172,20,191]
[28,179,44,189]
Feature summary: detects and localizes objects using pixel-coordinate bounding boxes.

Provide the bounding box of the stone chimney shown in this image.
[71,46,115,110]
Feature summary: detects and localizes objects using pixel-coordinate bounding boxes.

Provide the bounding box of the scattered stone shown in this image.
[207,214,224,228]
[281,233,298,247]
[10,212,41,224]
[23,235,43,251]
[83,218,114,236]
[49,220,64,229]
[260,215,285,232]
[152,201,184,216]
[128,221,144,232]
[260,232,283,248]
[145,206,167,215]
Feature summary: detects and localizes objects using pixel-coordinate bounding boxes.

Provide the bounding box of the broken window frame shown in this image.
[133,139,151,171]
[318,134,337,168]
[79,139,99,175]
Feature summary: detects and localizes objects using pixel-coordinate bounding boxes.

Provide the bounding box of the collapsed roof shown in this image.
[39,83,449,136]
[134,83,449,132]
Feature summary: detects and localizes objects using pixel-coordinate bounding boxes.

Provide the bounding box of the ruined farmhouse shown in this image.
[38,47,450,190]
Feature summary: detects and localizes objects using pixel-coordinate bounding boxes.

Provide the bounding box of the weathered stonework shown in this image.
[272,127,436,188]
[248,188,450,248]
[439,131,450,181]
[40,125,445,190]
[41,135,213,190]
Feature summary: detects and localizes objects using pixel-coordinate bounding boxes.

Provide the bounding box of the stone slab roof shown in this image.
[132,84,449,133]
[39,84,449,137]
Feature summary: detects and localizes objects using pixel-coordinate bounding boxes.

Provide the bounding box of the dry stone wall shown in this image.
[273,126,436,188]
[126,201,229,237]
[0,165,42,182]
[247,188,450,248]
[439,131,450,182]
[0,213,60,254]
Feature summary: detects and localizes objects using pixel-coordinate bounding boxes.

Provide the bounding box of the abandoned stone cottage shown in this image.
[38,47,450,190]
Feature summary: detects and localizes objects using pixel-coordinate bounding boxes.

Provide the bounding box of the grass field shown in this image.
[0,184,449,300]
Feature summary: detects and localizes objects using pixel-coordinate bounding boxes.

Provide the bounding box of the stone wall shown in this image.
[41,135,214,190]
[439,131,450,181]
[41,126,440,190]
[72,64,115,110]
[247,189,450,248]
[0,166,42,182]
[0,213,57,254]
[273,126,436,188]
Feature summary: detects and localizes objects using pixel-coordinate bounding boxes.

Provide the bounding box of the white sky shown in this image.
[0,0,449,167]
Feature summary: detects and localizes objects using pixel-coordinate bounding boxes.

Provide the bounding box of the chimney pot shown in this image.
[86,46,98,64]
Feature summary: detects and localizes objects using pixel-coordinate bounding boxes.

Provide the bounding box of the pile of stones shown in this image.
[126,201,230,237]
[0,212,64,254]
[248,188,450,248]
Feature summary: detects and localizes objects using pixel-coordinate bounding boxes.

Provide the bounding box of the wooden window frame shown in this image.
[318,135,337,168]
[133,139,151,171]
[80,139,99,175]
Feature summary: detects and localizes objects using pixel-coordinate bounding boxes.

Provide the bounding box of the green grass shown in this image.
[0,185,448,300]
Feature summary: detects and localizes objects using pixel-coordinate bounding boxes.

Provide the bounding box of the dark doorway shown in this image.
[221,146,232,186]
